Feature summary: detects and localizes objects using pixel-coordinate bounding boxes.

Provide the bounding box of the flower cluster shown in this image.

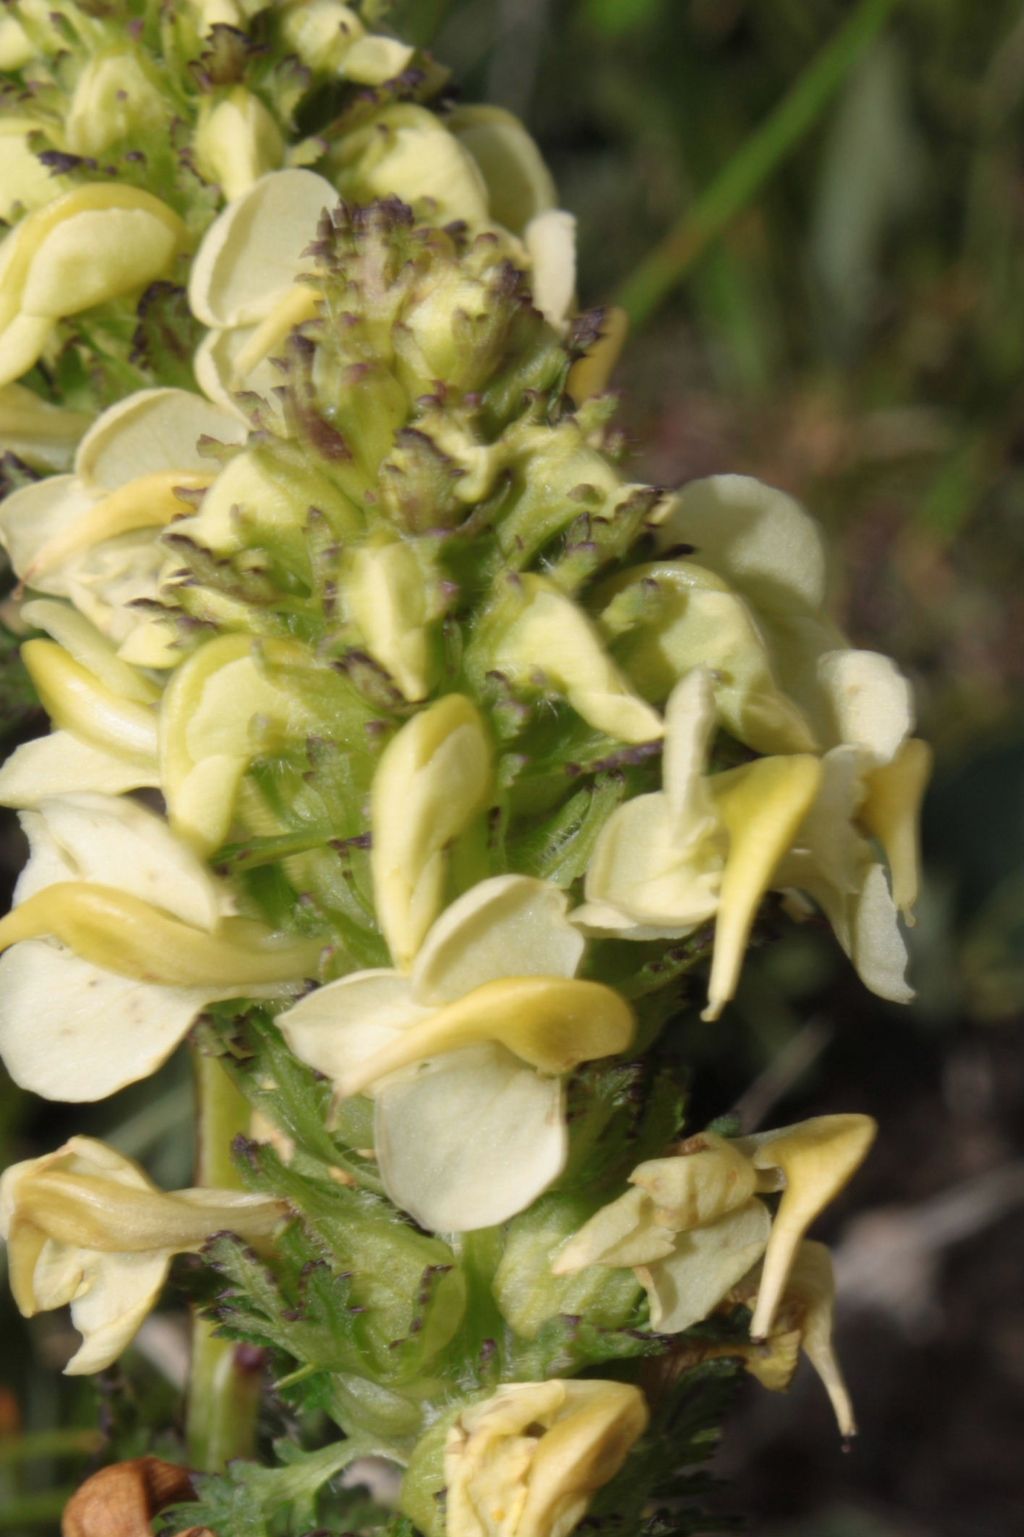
[0,8,927,1536]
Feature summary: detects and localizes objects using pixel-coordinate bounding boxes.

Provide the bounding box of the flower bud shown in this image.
[195,88,286,203]
[279,0,415,83]
[486,574,664,745]
[370,695,493,968]
[344,540,441,701]
[435,1379,649,1537]
[333,104,490,228]
[0,120,61,222]
[64,52,165,159]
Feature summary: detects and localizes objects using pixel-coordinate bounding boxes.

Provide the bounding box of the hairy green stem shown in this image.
[186,1052,262,1473]
[616,0,899,327]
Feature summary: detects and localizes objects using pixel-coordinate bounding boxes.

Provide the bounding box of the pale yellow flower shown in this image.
[278,1,416,83]
[64,51,165,159]
[0,387,245,665]
[489,573,665,745]
[279,874,634,1230]
[441,1379,648,1537]
[370,695,494,970]
[1,1136,282,1373]
[194,87,286,203]
[554,1115,876,1344]
[0,793,320,1100]
[574,669,822,1020]
[0,185,188,388]
[730,1240,857,1438]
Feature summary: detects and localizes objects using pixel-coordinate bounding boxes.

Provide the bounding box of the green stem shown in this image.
[615,0,899,327]
[185,1051,262,1473]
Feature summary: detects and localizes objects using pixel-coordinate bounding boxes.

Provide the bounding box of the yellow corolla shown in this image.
[1,1136,282,1373]
[279,874,635,1231]
[554,1115,875,1346]
[0,387,245,667]
[0,792,320,1100]
[441,1379,649,1537]
[574,668,822,1020]
[0,185,187,388]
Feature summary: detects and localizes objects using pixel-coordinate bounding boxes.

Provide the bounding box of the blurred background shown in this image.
[3,1,1024,1533]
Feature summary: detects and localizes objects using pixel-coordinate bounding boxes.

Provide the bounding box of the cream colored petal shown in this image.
[23,209,180,318]
[660,475,829,616]
[16,793,225,929]
[639,1200,772,1333]
[192,324,263,414]
[0,474,89,589]
[817,648,914,763]
[785,1241,857,1439]
[847,862,914,1003]
[339,975,633,1097]
[22,639,159,762]
[370,695,494,969]
[449,105,557,231]
[581,793,721,932]
[188,169,335,327]
[524,209,576,331]
[0,942,231,1101]
[662,669,717,822]
[0,730,159,808]
[860,737,932,915]
[65,1250,171,1374]
[338,105,490,227]
[75,386,245,491]
[743,1115,876,1340]
[411,875,584,1006]
[21,600,158,704]
[703,755,822,1020]
[788,744,866,895]
[343,34,416,84]
[516,1380,649,1537]
[375,1043,566,1230]
[552,1186,676,1274]
[346,541,435,701]
[194,88,285,202]
[499,576,663,745]
[277,970,424,1090]
[0,313,55,388]
[630,1132,760,1230]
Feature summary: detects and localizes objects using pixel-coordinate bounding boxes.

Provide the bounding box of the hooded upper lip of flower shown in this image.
[572,666,823,1021]
[0,1135,282,1374]
[278,872,635,1232]
[0,183,188,390]
[552,1114,876,1347]
[442,1377,649,1537]
[0,791,320,1102]
[0,386,246,668]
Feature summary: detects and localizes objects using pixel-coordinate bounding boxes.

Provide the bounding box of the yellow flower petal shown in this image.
[370,695,494,969]
[188,168,335,327]
[336,974,634,1097]
[742,1114,876,1340]
[704,754,822,1020]
[860,736,932,915]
